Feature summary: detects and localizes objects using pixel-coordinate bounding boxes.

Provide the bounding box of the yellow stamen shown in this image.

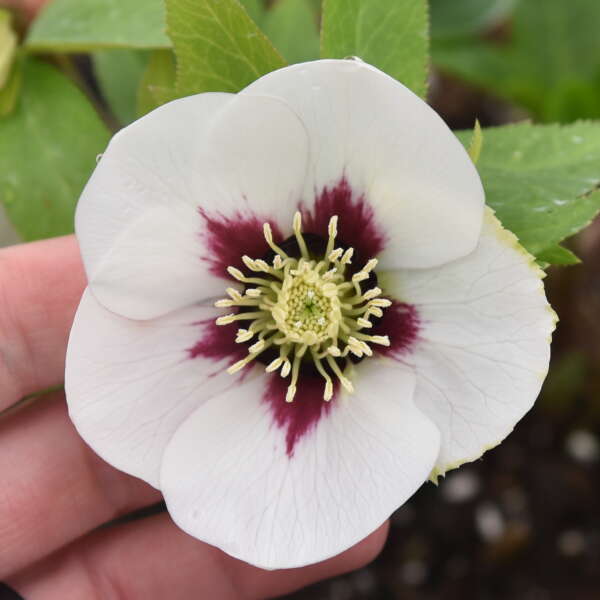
[215,213,393,401]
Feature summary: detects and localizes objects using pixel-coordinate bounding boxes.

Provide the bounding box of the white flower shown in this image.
[65,59,555,570]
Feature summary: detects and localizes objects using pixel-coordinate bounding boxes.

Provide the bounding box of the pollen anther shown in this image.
[215,214,392,402]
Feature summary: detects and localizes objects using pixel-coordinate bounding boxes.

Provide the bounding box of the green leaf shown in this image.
[239,0,266,26]
[137,50,177,116]
[26,0,170,52]
[433,0,600,122]
[432,37,513,96]
[320,0,429,97]
[536,244,581,266]
[430,0,516,40]
[0,8,17,89]
[0,58,110,240]
[93,50,149,126]
[456,122,600,263]
[262,0,319,64]
[0,55,22,117]
[166,0,286,97]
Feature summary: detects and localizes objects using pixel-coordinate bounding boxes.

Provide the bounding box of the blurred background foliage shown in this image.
[0,0,599,598]
[431,0,600,123]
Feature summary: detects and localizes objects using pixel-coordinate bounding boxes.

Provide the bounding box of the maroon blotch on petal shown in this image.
[264,373,337,457]
[188,318,246,366]
[372,301,420,359]
[302,177,387,266]
[199,208,283,279]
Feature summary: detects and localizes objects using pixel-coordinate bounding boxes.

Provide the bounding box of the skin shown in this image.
[0,236,389,600]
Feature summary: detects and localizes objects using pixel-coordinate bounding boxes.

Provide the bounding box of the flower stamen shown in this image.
[215,213,392,402]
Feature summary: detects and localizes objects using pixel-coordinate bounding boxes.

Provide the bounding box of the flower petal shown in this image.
[160,361,440,569]
[65,289,249,488]
[77,92,309,319]
[381,208,557,477]
[76,93,231,318]
[242,59,485,268]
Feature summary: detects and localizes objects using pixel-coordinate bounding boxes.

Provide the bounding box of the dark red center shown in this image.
[189,177,420,457]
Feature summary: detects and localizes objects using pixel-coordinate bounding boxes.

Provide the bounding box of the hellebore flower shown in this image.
[65,59,556,569]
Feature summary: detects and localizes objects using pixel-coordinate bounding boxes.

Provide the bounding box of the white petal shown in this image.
[160,361,440,569]
[65,289,247,488]
[77,92,309,319]
[86,204,213,320]
[242,59,485,268]
[381,208,557,478]
[76,93,231,318]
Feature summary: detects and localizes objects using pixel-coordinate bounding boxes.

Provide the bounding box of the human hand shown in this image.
[0,236,389,599]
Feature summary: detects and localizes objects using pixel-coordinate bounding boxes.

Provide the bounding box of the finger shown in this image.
[0,236,85,411]
[0,393,160,578]
[9,513,389,600]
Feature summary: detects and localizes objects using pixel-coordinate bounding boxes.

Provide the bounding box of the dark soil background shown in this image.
[287,74,600,600]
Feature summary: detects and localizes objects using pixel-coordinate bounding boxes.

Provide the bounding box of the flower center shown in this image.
[275,261,342,345]
[215,212,391,403]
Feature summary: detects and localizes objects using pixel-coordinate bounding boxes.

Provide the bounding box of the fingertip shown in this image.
[341,519,390,572]
[0,236,84,410]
